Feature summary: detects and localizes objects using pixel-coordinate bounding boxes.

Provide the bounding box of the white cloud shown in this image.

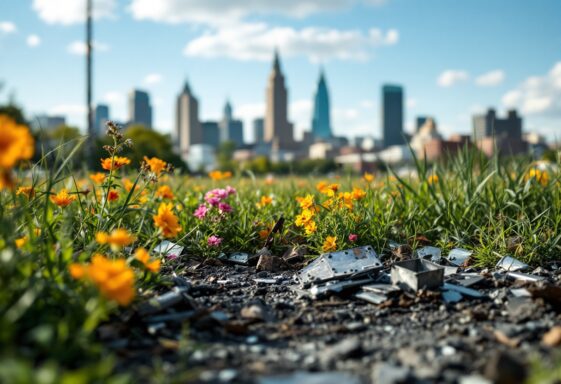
[49,104,87,117]
[406,98,417,109]
[67,40,109,55]
[103,91,125,104]
[437,70,469,87]
[476,69,505,87]
[32,0,116,25]
[26,34,41,47]
[184,23,398,62]
[144,73,163,85]
[0,21,16,33]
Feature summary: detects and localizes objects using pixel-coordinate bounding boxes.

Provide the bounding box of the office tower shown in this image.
[201,121,220,149]
[176,81,202,159]
[382,84,404,147]
[311,69,332,140]
[94,104,109,136]
[253,118,264,144]
[472,108,522,140]
[264,50,293,147]
[219,100,244,147]
[128,89,152,128]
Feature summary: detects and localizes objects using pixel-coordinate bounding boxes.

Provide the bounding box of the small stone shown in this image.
[256,254,285,272]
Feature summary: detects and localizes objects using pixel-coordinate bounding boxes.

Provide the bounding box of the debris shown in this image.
[282,245,307,264]
[443,283,485,299]
[453,273,485,287]
[153,240,184,259]
[371,363,411,384]
[219,252,251,265]
[256,254,285,272]
[356,290,388,304]
[542,326,561,347]
[241,301,274,322]
[496,256,528,272]
[258,372,361,384]
[144,310,198,324]
[319,338,363,368]
[362,283,401,296]
[506,271,545,282]
[308,276,376,299]
[416,246,442,263]
[298,246,382,286]
[447,248,473,266]
[253,278,279,284]
[138,287,190,316]
[391,259,444,291]
[510,288,531,298]
[483,351,527,384]
[443,266,459,277]
[506,297,537,322]
[442,290,463,304]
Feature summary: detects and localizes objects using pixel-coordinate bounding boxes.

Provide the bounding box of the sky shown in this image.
[1,0,561,143]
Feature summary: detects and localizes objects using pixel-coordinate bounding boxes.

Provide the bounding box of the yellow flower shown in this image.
[16,186,35,198]
[298,194,315,210]
[96,228,136,250]
[134,248,161,273]
[295,209,314,227]
[69,254,135,306]
[153,202,182,238]
[351,187,366,200]
[339,192,354,210]
[50,189,77,207]
[322,236,337,253]
[100,156,131,171]
[156,185,174,199]
[89,172,106,184]
[143,156,167,176]
[0,115,34,170]
[428,174,439,184]
[363,172,375,183]
[256,195,273,208]
[15,236,28,248]
[317,182,340,197]
[304,221,317,235]
[526,168,549,186]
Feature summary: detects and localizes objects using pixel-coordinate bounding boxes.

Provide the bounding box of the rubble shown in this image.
[391,259,444,291]
[447,248,473,266]
[256,254,285,272]
[496,255,528,272]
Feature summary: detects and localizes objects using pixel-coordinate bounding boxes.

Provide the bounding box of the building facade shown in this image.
[128,89,152,128]
[472,108,522,140]
[311,69,332,140]
[381,84,404,148]
[176,81,202,160]
[253,118,264,144]
[219,101,244,148]
[201,121,220,149]
[94,104,109,136]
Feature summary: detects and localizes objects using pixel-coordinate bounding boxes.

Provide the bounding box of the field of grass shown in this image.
[1,116,560,381]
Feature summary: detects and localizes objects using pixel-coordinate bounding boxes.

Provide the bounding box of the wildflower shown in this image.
[428,174,439,184]
[304,221,317,235]
[348,233,358,242]
[143,156,167,176]
[207,235,223,247]
[298,194,314,210]
[107,189,119,202]
[208,170,232,180]
[351,187,366,200]
[89,172,106,184]
[225,185,236,195]
[134,248,161,273]
[69,254,135,306]
[363,172,375,183]
[295,209,314,227]
[218,202,233,214]
[50,189,77,207]
[16,186,34,199]
[322,236,337,253]
[156,185,174,199]
[100,156,131,171]
[95,228,136,250]
[339,192,354,210]
[257,195,273,208]
[526,168,549,186]
[0,115,34,170]
[317,182,339,197]
[194,204,208,219]
[153,202,182,238]
[15,236,28,248]
[122,178,139,192]
[258,228,271,240]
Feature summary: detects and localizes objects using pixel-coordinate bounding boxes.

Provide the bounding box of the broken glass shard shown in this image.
[496,256,528,272]
[416,246,442,263]
[447,248,472,266]
[219,252,250,265]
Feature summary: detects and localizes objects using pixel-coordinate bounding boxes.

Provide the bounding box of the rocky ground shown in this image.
[100,248,561,384]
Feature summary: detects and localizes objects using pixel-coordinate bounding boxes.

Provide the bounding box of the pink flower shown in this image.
[218,202,233,214]
[225,186,236,196]
[207,235,222,247]
[193,204,208,219]
[348,233,358,242]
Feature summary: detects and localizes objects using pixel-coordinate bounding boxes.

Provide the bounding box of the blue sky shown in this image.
[1,0,561,142]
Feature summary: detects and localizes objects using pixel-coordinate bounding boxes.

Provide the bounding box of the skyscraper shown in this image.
[201,121,220,149]
[253,118,264,144]
[219,100,244,147]
[311,69,332,140]
[128,89,152,128]
[264,50,293,148]
[176,81,202,160]
[472,108,522,140]
[94,104,109,136]
[382,84,404,148]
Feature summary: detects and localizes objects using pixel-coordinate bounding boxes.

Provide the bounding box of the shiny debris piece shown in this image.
[362,283,401,296]
[416,246,442,263]
[218,252,251,265]
[308,276,376,299]
[453,273,485,287]
[442,289,463,304]
[496,255,528,272]
[356,290,388,305]
[153,240,184,258]
[258,371,361,384]
[506,271,545,282]
[391,259,444,292]
[443,283,485,299]
[138,286,190,316]
[447,248,473,266]
[298,245,382,286]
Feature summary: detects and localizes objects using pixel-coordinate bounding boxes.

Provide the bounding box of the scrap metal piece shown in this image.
[510,288,531,298]
[362,284,401,296]
[138,287,190,316]
[444,266,459,277]
[219,252,251,265]
[442,290,463,304]
[309,276,376,299]
[356,291,387,305]
[298,246,382,286]
[454,273,485,287]
[391,259,444,291]
[447,248,473,267]
[506,271,545,282]
[154,240,184,259]
[443,283,485,299]
[416,246,442,263]
[258,372,361,384]
[496,255,528,272]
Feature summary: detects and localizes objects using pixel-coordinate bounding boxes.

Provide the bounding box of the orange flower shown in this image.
[96,228,136,250]
[258,228,271,240]
[69,254,135,306]
[363,172,375,183]
[304,221,317,235]
[153,202,182,238]
[15,236,28,248]
[134,248,161,273]
[143,156,167,176]
[525,168,549,186]
[0,115,34,170]
[322,236,337,253]
[208,170,232,180]
[16,186,35,198]
[107,189,119,202]
[50,189,77,207]
[256,195,273,208]
[156,185,174,199]
[428,174,439,184]
[89,172,106,184]
[100,156,131,171]
[317,182,339,197]
[351,187,366,200]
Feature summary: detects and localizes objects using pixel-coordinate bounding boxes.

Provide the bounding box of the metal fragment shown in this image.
[219,252,251,265]
[443,283,485,298]
[447,248,473,266]
[153,240,184,258]
[258,372,361,384]
[506,271,545,282]
[138,287,190,316]
[416,246,442,263]
[496,255,528,272]
[391,259,444,291]
[362,283,400,296]
[309,276,376,299]
[454,273,485,287]
[356,291,387,304]
[442,290,463,304]
[510,288,531,298]
[253,278,279,284]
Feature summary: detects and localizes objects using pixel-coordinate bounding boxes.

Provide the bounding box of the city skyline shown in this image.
[1,1,561,142]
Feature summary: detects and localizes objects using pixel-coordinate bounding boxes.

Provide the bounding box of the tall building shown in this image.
[201,121,220,149]
[32,114,66,131]
[253,118,264,144]
[311,69,332,140]
[176,81,202,160]
[472,108,522,140]
[128,89,152,128]
[219,100,244,147]
[381,84,404,148]
[264,50,293,148]
[94,104,109,136]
